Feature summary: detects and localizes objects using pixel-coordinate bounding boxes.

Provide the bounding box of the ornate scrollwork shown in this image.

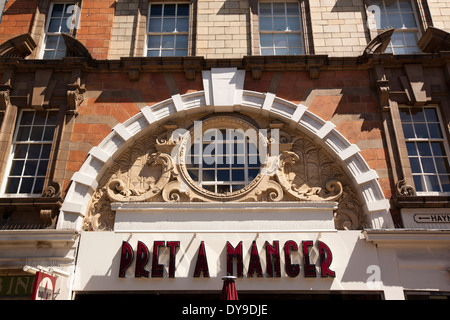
[85,114,363,231]
[106,152,174,202]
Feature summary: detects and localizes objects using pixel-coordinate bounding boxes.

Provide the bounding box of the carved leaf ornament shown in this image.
[84,115,362,231]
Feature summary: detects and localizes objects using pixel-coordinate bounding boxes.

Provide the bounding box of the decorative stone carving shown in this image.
[42,181,62,198]
[0,87,11,113]
[67,68,86,115]
[84,114,363,231]
[395,179,416,197]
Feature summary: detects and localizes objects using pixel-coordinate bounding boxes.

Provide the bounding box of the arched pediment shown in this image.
[58,86,393,232]
[0,33,36,58]
[82,113,362,231]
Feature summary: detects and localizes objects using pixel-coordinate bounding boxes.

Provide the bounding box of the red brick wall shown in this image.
[0,0,38,44]
[76,0,115,60]
[267,70,396,221]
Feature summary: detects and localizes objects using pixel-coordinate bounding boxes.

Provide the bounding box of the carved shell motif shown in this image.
[83,116,362,231]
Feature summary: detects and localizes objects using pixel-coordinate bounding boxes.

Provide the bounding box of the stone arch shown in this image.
[57,81,394,231]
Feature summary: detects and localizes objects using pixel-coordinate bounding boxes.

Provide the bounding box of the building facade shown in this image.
[0,0,449,300]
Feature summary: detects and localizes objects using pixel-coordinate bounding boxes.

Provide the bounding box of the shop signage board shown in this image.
[31,272,57,300]
[0,275,34,298]
[414,214,450,223]
[73,231,380,293]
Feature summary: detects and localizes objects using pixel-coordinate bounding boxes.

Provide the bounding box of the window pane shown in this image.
[28,145,42,159]
[43,126,56,141]
[435,158,450,174]
[402,13,417,28]
[424,108,438,122]
[149,18,162,32]
[11,161,24,176]
[19,177,34,193]
[51,4,64,18]
[177,4,189,17]
[161,35,175,48]
[273,17,286,31]
[33,178,45,194]
[428,123,443,139]
[406,142,417,156]
[175,35,188,49]
[411,108,425,122]
[417,142,432,157]
[60,18,70,34]
[274,33,287,47]
[404,32,418,46]
[289,47,302,55]
[421,158,436,173]
[413,175,424,192]
[387,14,403,28]
[41,144,52,158]
[391,32,405,46]
[286,3,299,14]
[48,18,62,33]
[259,3,272,15]
[385,1,400,13]
[287,17,300,31]
[261,48,274,55]
[30,126,44,141]
[162,18,176,33]
[232,170,245,181]
[24,160,38,176]
[424,175,440,192]
[431,142,446,157]
[414,123,428,138]
[398,0,413,11]
[177,17,189,32]
[15,144,28,159]
[399,108,411,122]
[37,160,49,176]
[54,50,67,59]
[160,50,173,57]
[288,33,302,47]
[275,48,288,55]
[273,3,285,15]
[409,157,421,173]
[43,50,56,59]
[440,175,450,192]
[402,123,414,138]
[21,112,34,125]
[150,5,163,17]
[164,4,176,17]
[260,33,273,47]
[45,35,58,49]
[148,35,161,49]
[260,17,273,31]
[17,126,31,141]
[6,178,20,193]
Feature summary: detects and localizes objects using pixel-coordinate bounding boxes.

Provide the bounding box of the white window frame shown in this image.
[258,1,305,56]
[1,109,58,197]
[400,106,450,195]
[146,2,190,57]
[40,2,80,59]
[372,0,422,54]
[186,129,261,194]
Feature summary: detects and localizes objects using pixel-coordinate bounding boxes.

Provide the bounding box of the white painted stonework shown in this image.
[57,68,394,231]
